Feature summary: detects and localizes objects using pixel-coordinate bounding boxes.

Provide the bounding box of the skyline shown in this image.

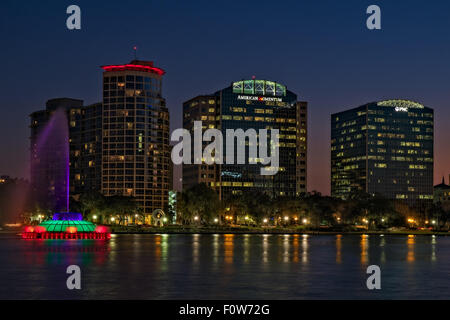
[1,0,450,194]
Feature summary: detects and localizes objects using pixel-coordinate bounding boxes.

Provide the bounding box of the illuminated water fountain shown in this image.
[23,107,110,240]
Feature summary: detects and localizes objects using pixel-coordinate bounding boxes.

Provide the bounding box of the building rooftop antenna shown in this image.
[133,46,138,60]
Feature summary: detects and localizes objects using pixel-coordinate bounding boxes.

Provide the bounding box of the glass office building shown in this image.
[331,99,433,207]
[101,60,170,215]
[183,79,307,200]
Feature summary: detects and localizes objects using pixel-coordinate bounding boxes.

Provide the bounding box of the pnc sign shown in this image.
[395,106,408,112]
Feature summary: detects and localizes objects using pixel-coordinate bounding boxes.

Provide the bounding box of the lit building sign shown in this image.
[237,95,283,102]
[395,106,408,112]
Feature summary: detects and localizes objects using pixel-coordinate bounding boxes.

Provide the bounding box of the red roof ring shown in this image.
[101,63,165,75]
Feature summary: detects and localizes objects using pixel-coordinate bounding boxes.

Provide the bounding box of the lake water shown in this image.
[0,233,448,299]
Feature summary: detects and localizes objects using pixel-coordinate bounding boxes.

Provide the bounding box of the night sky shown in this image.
[1,0,449,194]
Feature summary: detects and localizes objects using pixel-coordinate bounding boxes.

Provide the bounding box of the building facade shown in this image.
[30,60,171,216]
[331,99,434,207]
[183,79,307,200]
[101,60,170,214]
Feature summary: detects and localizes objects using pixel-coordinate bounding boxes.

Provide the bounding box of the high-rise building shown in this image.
[30,59,171,217]
[183,79,307,199]
[101,60,170,214]
[331,99,434,207]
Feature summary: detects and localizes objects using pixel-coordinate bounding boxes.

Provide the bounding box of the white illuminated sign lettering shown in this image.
[395,106,408,112]
[237,95,282,102]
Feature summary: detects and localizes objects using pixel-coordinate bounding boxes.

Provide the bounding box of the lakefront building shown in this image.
[331,99,434,208]
[30,60,171,216]
[183,79,307,200]
[100,60,170,214]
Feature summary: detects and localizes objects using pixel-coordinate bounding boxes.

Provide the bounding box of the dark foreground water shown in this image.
[0,233,448,299]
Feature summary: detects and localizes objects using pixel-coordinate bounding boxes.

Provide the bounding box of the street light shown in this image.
[194,216,199,221]
[93,215,97,220]
[110,217,115,222]
[214,218,218,223]
[263,218,268,223]
[284,216,289,221]
[302,218,308,224]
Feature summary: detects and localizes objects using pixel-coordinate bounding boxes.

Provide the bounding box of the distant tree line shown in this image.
[176,184,450,230]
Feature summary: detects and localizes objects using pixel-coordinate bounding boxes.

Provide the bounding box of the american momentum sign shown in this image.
[237,95,283,102]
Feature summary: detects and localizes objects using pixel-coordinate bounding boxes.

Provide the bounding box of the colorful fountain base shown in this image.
[22,212,110,240]
[22,231,110,240]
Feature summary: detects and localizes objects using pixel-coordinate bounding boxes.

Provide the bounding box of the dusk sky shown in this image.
[1,0,449,194]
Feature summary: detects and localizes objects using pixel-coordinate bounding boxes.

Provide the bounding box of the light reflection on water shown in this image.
[0,233,448,299]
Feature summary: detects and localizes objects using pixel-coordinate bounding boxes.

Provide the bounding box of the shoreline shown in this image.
[2,228,449,236]
[109,226,450,236]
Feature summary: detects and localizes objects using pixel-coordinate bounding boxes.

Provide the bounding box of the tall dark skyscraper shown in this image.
[30,59,171,217]
[183,79,307,199]
[331,99,434,207]
[101,60,170,215]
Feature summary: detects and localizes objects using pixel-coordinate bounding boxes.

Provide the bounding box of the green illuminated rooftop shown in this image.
[39,220,97,232]
[232,80,286,96]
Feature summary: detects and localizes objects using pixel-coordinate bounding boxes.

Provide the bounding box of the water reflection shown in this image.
[407,235,415,262]
[380,235,386,263]
[302,234,308,264]
[360,234,369,264]
[336,234,342,264]
[431,235,437,262]
[262,234,269,264]
[244,234,250,264]
[23,239,110,267]
[283,234,290,263]
[292,234,299,263]
[3,234,449,299]
[192,234,200,266]
[224,234,234,265]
